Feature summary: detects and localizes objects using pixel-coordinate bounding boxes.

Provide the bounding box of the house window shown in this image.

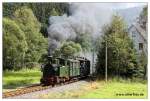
[132,31,136,37]
[139,43,143,50]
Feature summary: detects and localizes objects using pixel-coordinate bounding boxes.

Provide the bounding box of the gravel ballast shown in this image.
[6,80,90,99]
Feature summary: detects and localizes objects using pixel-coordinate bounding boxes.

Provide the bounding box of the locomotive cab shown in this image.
[40,57,60,85]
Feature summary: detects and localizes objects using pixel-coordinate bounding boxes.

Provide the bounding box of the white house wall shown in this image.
[128,25,145,54]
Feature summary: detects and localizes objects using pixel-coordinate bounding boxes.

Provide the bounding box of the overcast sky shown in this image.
[71,3,147,10]
[108,3,147,9]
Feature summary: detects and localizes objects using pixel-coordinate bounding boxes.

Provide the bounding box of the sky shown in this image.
[69,3,147,10]
[108,3,147,9]
[76,3,147,10]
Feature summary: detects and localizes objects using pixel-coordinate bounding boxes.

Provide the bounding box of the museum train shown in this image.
[40,56,91,86]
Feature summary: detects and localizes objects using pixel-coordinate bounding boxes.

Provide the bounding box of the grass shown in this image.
[38,79,147,99]
[81,81,147,99]
[3,68,41,91]
[2,68,148,98]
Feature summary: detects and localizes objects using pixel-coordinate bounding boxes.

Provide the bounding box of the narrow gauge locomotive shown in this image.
[40,56,90,86]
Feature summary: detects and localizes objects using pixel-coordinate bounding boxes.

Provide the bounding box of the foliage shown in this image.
[60,41,82,57]
[137,5,148,30]
[75,33,92,52]
[50,8,59,16]
[3,3,69,37]
[40,23,48,37]
[3,3,69,22]
[3,3,69,70]
[13,6,48,66]
[54,41,82,58]
[96,15,139,78]
[134,51,147,79]
[142,6,148,17]
[3,18,28,70]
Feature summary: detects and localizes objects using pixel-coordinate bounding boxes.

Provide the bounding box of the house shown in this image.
[128,22,147,56]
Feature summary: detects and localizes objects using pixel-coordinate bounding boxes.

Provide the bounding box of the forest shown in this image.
[3,3,147,80]
[3,3,69,70]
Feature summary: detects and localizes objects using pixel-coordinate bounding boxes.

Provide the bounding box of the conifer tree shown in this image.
[96,15,138,78]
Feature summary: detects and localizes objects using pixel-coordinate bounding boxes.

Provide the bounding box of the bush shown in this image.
[25,62,40,69]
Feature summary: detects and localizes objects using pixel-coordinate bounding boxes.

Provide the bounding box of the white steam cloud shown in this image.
[48,3,113,55]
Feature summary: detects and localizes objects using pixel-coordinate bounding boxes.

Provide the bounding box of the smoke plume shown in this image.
[48,3,113,55]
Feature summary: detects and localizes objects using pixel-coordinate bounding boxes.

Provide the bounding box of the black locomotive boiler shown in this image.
[40,56,90,85]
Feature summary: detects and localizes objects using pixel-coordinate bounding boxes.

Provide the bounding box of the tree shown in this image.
[75,33,92,52]
[3,3,70,37]
[58,41,82,58]
[137,6,148,30]
[96,15,138,78]
[3,18,28,70]
[13,6,48,67]
[50,8,59,16]
[40,8,59,37]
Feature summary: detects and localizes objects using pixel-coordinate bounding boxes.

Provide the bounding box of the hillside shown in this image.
[116,6,143,26]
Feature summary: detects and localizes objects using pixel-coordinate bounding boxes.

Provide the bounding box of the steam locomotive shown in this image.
[40,56,90,86]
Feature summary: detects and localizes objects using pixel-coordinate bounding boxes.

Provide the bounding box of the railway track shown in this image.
[3,79,78,98]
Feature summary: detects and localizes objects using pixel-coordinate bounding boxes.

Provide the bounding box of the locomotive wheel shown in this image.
[63,78,65,83]
[52,83,55,87]
[56,77,60,84]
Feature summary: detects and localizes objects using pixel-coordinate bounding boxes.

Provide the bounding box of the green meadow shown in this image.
[81,81,147,99]
[3,68,41,91]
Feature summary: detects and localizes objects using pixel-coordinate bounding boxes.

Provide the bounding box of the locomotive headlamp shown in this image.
[54,67,58,71]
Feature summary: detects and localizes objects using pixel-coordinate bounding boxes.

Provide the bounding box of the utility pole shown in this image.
[92,46,95,75]
[105,40,108,82]
[91,38,95,75]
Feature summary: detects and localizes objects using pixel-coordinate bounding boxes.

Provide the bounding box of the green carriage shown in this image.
[54,58,80,78]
